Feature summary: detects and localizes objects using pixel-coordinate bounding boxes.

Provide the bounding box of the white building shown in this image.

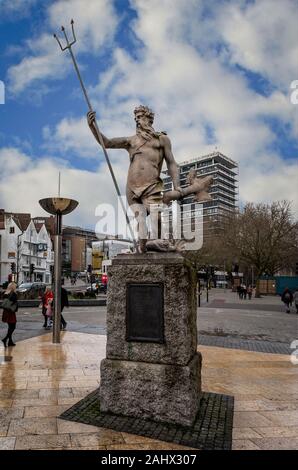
[92,239,132,260]
[0,213,53,285]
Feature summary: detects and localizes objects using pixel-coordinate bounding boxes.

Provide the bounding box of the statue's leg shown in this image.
[127,187,147,253]
[142,192,172,252]
[142,192,163,238]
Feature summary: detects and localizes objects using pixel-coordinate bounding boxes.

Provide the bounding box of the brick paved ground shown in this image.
[1,333,297,450]
[60,389,234,450]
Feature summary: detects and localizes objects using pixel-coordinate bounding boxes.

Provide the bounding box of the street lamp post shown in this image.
[39,197,78,344]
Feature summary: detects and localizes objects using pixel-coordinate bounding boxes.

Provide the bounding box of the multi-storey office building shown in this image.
[162,151,238,238]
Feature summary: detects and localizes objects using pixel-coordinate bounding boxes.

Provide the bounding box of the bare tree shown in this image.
[184,200,298,296]
[222,201,298,296]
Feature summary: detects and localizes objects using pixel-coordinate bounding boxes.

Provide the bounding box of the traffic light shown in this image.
[30,263,35,275]
[10,262,16,273]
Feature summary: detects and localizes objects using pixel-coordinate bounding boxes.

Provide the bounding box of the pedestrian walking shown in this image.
[247,285,253,300]
[45,297,54,329]
[294,288,298,314]
[41,287,54,328]
[243,284,247,300]
[1,282,18,347]
[236,285,241,299]
[281,287,293,313]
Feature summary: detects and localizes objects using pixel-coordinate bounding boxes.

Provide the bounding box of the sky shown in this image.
[0,0,297,231]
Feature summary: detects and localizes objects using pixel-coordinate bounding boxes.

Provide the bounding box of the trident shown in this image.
[54,20,138,251]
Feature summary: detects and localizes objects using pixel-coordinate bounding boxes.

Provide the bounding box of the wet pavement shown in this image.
[1,290,297,450]
[0,332,297,450]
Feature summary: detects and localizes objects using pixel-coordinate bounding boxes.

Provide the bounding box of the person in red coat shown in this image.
[41,287,54,328]
[1,282,18,347]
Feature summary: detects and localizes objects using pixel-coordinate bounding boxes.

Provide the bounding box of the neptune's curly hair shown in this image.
[134,105,155,125]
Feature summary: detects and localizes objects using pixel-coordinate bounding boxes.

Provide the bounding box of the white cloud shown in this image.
[0,147,31,176]
[216,0,298,91]
[0,146,130,230]
[42,112,138,160]
[42,117,99,158]
[8,34,68,95]
[240,158,298,218]
[48,0,117,53]
[7,0,118,95]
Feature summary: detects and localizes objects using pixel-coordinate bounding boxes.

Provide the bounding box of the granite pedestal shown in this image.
[99,252,202,427]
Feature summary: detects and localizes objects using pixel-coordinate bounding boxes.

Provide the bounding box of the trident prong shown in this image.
[53,19,76,51]
[71,19,76,43]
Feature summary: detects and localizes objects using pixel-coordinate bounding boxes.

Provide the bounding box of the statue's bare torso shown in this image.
[87,108,179,205]
[126,134,164,197]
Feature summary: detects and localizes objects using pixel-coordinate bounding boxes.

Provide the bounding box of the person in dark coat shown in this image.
[60,287,69,330]
[236,285,241,298]
[281,287,293,313]
[294,288,298,314]
[1,282,18,347]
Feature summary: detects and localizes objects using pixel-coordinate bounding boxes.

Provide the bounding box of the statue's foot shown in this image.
[146,239,170,252]
[137,239,147,253]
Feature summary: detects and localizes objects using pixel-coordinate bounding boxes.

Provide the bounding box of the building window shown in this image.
[9,227,15,234]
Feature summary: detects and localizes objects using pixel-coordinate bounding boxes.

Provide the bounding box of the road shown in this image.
[1,289,297,348]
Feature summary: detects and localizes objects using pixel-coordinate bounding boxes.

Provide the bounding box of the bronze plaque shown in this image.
[126,283,164,343]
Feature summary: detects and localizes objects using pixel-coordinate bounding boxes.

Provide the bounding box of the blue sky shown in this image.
[0,0,297,229]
